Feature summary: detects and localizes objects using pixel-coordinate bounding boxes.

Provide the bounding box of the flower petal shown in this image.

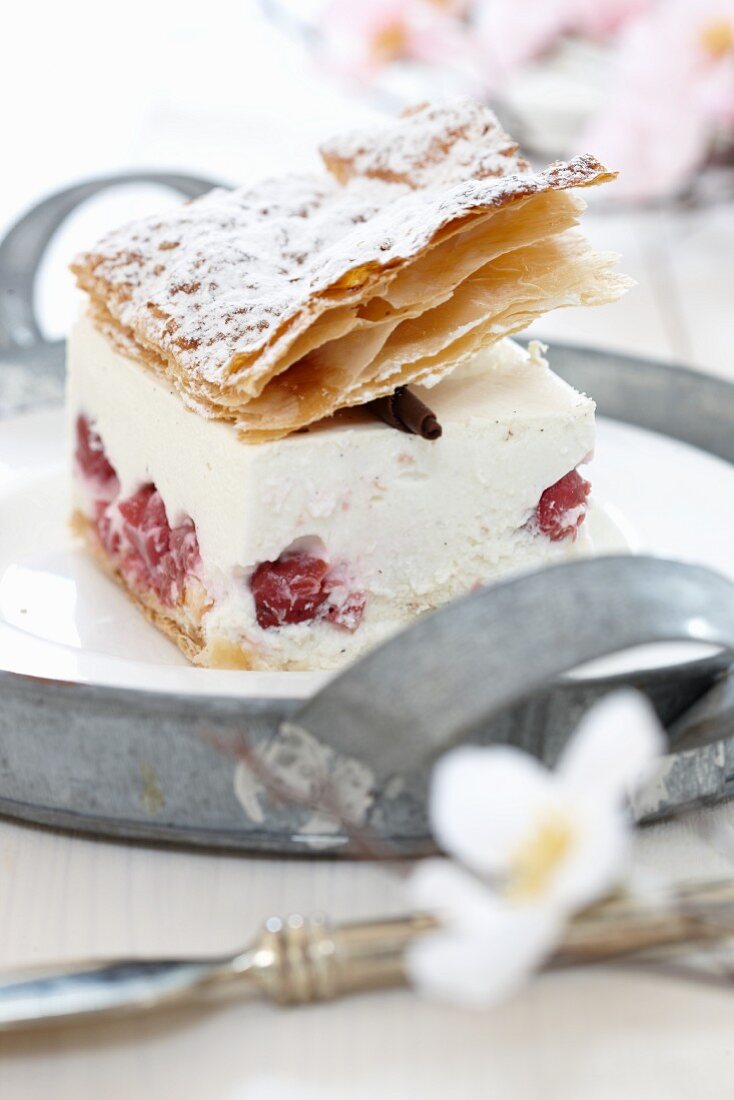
[429,745,554,875]
[558,691,665,805]
[549,805,630,911]
[409,858,502,928]
[406,864,562,1008]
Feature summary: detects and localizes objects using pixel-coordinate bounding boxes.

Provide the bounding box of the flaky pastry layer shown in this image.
[72,100,627,441]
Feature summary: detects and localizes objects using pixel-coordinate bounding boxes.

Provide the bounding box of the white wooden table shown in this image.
[2,9,734,1096]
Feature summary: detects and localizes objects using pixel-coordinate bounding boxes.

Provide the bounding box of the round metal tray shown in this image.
[2,174,734,856]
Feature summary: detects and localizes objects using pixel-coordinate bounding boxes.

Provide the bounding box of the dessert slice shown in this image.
[68,99,626,672]
[69,323,594,671]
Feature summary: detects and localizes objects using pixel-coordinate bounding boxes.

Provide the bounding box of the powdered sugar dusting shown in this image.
[72,100,615,394]
[320,99,529,188]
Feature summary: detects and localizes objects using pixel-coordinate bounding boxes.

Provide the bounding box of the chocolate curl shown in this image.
[368,387,442,440]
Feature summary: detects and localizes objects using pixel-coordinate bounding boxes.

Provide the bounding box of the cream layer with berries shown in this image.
[69,310,595,671]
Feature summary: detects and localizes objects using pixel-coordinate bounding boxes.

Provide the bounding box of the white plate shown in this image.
[0,408,726,697]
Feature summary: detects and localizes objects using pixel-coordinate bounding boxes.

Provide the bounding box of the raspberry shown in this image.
[75,415,118,490]
[324,589,366,631]
[250,551,365,631]
[250,552,330,629]
[170,519,200,575]
[95,501,120,555]
[535,469,591,542]
[117,484,200,605]
[118,484,157,527]
[78,420,201,606]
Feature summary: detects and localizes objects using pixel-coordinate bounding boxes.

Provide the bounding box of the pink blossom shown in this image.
[477,0,652,89]
[583,0,734,197]
[321,0,469,79]
[572,0,653,40]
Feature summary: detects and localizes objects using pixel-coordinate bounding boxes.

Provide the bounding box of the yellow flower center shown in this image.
[506,811,575,901]
[370,21,409,65]
[700,18,734,59]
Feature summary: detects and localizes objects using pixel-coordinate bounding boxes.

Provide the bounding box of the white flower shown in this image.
[409,860,564,1007]
[407,691,665,1007]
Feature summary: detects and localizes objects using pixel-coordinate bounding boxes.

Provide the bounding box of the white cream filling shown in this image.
[68,311,596,668]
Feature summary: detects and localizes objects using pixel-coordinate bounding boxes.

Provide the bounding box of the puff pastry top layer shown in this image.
[72,100,628,441]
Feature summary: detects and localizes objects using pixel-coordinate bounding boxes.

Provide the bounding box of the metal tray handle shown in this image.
[0,172,218,405]
[292,556,734,782]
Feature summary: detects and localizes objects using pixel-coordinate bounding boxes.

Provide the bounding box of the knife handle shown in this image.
[5,888,734,1031]
[0,913,436,1030]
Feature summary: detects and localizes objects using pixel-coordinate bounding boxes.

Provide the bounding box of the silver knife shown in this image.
[4,880,734,1032]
